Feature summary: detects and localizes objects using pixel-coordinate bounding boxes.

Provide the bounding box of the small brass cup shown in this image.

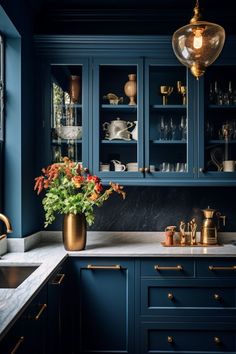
[160,85,173,105]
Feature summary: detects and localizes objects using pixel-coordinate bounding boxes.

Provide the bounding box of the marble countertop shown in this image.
[0,231,236,340]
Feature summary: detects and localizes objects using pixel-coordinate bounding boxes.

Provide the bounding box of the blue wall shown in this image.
[0,1,39,237]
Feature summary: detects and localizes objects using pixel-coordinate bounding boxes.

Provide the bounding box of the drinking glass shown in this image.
[180,116,187,140]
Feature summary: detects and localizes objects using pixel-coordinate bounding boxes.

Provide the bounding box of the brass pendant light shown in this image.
[172,0,225,79]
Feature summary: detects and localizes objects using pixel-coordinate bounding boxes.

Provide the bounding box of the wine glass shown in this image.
[160,86,173,105]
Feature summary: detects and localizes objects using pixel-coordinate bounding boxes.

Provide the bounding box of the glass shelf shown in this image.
[52,139,82,144]
[101,140,137,144]
[151,140,187,144]
[151,105,186,110]
[101,104,137,111]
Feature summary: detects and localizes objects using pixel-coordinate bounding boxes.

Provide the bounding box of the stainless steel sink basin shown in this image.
[0,265,39,288]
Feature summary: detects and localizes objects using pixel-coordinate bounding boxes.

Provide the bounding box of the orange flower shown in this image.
[89,192,99,201]
[87,175,100,184]
[110,182,126,199]
[94,182,103,193]
[34,176,44,195]
[72,175,84,188]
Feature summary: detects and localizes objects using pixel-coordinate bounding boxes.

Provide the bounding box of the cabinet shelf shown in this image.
[52,139,82,144]
[208,105,236,109]
[54,104,82,109]
[151,105,186,110]
[101,104,137,111]
[101,139,136,144]
[207,139,236,144]
[151,140,187,144]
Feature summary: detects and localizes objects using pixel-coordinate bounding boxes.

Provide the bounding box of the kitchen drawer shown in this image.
[197,258,236,278]
[141,258,194,277]
[141,322,236,353]
[141,279,236,314]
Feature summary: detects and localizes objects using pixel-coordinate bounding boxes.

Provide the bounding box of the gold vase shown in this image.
[124,73,137,105]
[63,213,86,251]
[69,75,81,104]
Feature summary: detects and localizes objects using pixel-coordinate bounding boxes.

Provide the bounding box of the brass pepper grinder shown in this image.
[200,206,226,245]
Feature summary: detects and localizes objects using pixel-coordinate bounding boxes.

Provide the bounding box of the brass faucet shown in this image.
[0,213,13,240]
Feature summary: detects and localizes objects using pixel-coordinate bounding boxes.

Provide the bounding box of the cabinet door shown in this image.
[144,59,195,182]
[72,258,135,354]
[92,57,144,180]
[198,65,236,184]
[47,259,72,354]
[50,60,89,169]
[0,321,25,354]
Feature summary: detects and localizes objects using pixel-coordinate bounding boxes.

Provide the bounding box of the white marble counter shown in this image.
[0,231,236,340]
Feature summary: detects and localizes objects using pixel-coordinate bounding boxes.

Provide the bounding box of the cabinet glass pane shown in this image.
[51,65,83,163]
[99,65,138,173]
[204,66,236,173]
[149,66,188,173]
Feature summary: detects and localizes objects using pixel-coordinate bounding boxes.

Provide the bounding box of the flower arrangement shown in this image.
[34,157,125,227]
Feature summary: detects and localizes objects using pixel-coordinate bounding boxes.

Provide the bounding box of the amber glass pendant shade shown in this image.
[172,1,225,79]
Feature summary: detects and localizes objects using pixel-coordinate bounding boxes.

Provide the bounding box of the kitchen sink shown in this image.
[0,265,39,288]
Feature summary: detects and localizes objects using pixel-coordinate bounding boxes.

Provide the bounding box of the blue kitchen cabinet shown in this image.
[138,257,236,354]
[0,285,48,354]
[70,258,135,354]
[47,258,73,354]
[34,35,236,186]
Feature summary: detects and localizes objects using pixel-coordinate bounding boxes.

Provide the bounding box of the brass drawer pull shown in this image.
[214,336,221,345]
[11,336,24,354]
[34,303,47,321]
[154,265,183,271]
[209,265,236,271]
[87,265,121,270]
[214,293,221,301]
[168,293,174,300]
[51,273,65,285]
[167,336,173,343]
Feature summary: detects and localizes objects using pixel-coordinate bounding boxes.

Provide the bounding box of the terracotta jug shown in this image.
[69,75,80,104]
[124,73,137,105]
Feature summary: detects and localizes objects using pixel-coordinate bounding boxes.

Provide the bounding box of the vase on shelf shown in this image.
[69,75,81,104]
[124,73,137,105]
[63,213,86,251]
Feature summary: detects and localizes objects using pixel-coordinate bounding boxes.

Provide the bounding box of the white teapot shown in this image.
[130,120,138,140]
[103,118,133,140]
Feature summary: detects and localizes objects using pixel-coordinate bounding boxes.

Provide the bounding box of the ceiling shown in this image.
[27,0,235,35]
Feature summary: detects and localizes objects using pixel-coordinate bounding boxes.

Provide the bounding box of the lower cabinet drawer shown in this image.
[141,322,236,353]
[197,259,236,278]
[141,279,236,314]
[141,258,194,277]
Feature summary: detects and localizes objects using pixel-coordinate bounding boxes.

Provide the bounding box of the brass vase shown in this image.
[69,75,81,104]
[63,213,86,251]
[124,73,137,105]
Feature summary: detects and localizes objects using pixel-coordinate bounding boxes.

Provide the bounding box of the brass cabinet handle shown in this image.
[144,167,150,173]
[168,293,174,300]
[167,336,173,343]
[214,336,221,345]
[11,336,24,354]
[87,264,121,270]
[214,293,221,301]
[139,167,144,173]
[51,273,65,285]
[154,265,183,271]
[209,265,236,271]
[34,303,47,321]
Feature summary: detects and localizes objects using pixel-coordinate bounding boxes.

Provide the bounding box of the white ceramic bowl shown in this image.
[56,126,82,140]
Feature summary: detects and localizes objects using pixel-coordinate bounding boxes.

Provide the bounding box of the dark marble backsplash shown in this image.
[49,186,236,232]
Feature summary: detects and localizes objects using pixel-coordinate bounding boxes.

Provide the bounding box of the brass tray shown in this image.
[161,241,223,247]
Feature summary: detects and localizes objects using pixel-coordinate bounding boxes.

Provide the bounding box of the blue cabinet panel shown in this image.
[71,258,135,354]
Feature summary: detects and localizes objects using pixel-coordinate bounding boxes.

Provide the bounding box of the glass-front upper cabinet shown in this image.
[199,65,236,180]
[50,63,89,168]
[92,58,144,178]
[144,60,194,180]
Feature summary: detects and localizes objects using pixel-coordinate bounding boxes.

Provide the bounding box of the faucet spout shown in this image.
[0,213,13,233]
